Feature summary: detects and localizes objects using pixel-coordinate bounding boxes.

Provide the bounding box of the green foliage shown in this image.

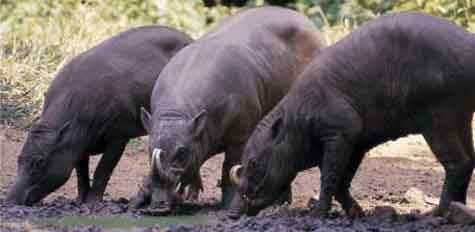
[0,0,232,127]
[393,0,475,31]
[1,0,474,127]
[339,0,475,30]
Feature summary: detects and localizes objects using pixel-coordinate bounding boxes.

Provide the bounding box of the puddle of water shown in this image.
[34,215,210,229]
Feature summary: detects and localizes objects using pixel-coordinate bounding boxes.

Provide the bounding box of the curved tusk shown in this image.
[175,182,182,194]
[229,165,242,185]
[152,148,162,171]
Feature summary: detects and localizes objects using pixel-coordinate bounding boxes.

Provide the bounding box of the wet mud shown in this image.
[2,196,475,232]
[2,128,475,231]
[0,197,213,231]
[200,206,475,232]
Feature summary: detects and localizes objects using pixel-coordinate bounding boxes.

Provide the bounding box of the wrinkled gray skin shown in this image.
[6,26,192,206]
[139,6,324,212]
[230,12,475,218]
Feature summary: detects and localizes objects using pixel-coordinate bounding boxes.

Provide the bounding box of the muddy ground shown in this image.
[2,125,475,231]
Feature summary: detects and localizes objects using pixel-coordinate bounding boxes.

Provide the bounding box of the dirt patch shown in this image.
[196,206,475,232]
[2,126,475,231]
[1,199,474,232]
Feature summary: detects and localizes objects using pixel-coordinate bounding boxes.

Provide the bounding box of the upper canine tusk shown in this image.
[152,148,162,170]
[229,165,242,185]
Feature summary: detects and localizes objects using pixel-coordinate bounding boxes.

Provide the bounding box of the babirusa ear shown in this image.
[141,107,152,133]
[190,110,207,138]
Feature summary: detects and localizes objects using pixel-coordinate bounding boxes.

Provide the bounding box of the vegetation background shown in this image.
[1,0,474,127]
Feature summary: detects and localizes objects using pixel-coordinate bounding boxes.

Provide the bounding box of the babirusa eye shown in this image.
[175,147,188,162]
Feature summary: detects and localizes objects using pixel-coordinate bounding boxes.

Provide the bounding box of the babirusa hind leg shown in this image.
[421,109,475,215]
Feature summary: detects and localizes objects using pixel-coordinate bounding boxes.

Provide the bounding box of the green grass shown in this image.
[0,0,229,127]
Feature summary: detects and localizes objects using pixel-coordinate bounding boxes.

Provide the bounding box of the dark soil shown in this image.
[2,126,475,231]
[0,197,133,221]
[1,198,475,232]
[196,206,475,232]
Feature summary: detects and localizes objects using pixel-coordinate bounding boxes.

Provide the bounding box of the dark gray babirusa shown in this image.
[6,26,192,206]
[139,6,324,213]
[230,12,475,218]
